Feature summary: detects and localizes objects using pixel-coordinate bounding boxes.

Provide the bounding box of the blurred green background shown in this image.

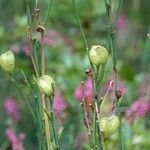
[0,0,150,149]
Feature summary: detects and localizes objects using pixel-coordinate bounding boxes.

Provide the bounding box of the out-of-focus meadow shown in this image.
[0,0,150,149]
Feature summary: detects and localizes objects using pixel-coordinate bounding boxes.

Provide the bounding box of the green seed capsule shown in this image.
[37,75,55,96]
[100,115,120,138]
[0,50,15,73]
[89,45,108,66]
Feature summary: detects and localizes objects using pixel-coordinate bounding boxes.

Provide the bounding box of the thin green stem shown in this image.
[10,76,36,125]
[72,0,93,68]
[49,97,59,148]
[26,0,32,27]
[44,0,53,26]
[104,0,124,149]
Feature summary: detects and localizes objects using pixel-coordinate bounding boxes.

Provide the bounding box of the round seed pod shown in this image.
[100,115,120,138]
[0,50,15,73]
[89,45,108,66]
[37,75,55,96]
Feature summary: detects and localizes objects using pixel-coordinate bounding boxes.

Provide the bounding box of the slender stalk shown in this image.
[81,82,93,149]
[44,0,53,26]
[72,0,93,68]
[41,32,45,75]
[42,94,51,150]
[40,33,51,149]
[49,96,59,148]
[10,76,36,125]
[104,0,124,149]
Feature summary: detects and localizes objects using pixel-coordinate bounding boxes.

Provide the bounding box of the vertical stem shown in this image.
[72,0,93,68]
[41,32,45,75]
[104,0,124,149]
[44,0,53,26]
[49,96,59,148]
[40,30,51,149]
[42,94,51,150]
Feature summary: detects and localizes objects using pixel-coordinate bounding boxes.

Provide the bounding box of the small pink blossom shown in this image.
[5,128,17,144]
[22,45,31,56]
[5,128,25,150]
[4,98,21,122]
[116,12,128,29]
[53,90,67,116]
[11,44,20,54]
[104,79,126,95]
[130,97,150,117]
[44,37,56,46]
[74,79,93,101]
[48,30,58,37]
[44,29,58,46]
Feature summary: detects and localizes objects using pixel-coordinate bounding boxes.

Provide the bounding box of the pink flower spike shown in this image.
[74,78,93,101]
[131,97,150,117]
[4,98,21,122]
[53,90,67,116]
[5,128,17,144]
[22,44,31,56]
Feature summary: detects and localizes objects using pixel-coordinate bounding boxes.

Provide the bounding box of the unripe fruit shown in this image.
[0,50,15,73]
[37,75,55,96]
[89,45,108,66]
[100,115,120,138]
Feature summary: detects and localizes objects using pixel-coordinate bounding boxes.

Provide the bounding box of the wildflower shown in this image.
[5,128,25,150]
[130,97,149,117]
[74,79,93,101]
[74,78,94,113]
[116,12,128,29]
[4,98,20,122]
[53,90,67,117]
[104,78,126,100]
[11,44,20,54]
[44,29,58,47]
[22,44,31,56]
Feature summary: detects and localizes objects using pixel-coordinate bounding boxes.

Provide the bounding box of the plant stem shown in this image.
[72,0,93,68]
[10,76,36,125]
[44,0,53,26]
[42,94,51,150]
[104,0,124,149]
[40,30,51,149]
[49,96,59,148]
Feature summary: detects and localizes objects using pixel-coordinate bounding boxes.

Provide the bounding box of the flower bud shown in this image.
[89,45,108,66]
[100,115,120,138]
[0,51,15,73]
[37,75,55,96]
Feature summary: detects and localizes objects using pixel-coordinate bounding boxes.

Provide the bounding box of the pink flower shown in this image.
[116,12,128,29]
[22,45,31,56]
[4,98,21,122]
[104,78,126,101]
[130,97,150,117]
[44,29,58,47]
[5,128,17,144]
[44,37,56,46]
[53,90,67,116]
[5,128,25,150]
[74,79,93,101]
[11,44,20,54]
[104,80,126,95]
